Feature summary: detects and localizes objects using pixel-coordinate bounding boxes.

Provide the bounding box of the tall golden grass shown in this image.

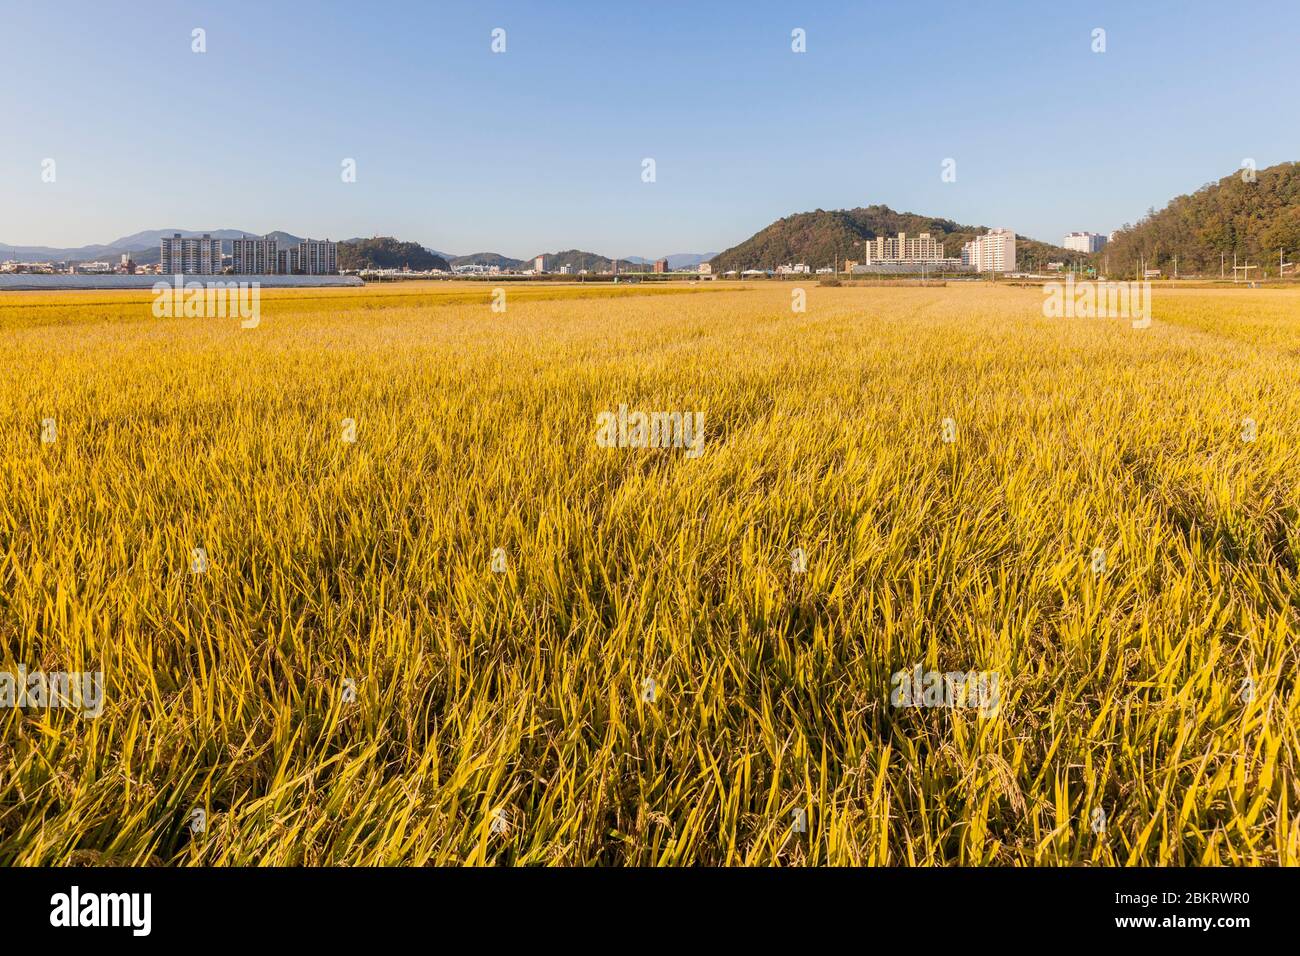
[1,280,1296,865]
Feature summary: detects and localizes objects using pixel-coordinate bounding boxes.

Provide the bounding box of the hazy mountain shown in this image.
[664,253,717,269]
[527,250,635,272]
[709,206,1073,272]
[0,228,305,264]
[262,231,307,245]
[110,228,267,248]
[2,227,717,272]
[618,253,716,268]
[449,252,525,269]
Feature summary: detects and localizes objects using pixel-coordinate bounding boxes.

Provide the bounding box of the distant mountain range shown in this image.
[620,253,718,269]
[521,250,623,273]
[0,229,719,273]
[709,207,1074,273]
[11,160,1294,278]
[0,229,306,266]
[448,252,525,269]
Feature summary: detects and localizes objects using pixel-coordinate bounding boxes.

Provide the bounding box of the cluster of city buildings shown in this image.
[359,226,1114,281]
[862,231,960,269]
[2,233,340,277]
[514,255,578,276]
[772,263,834,275]
[454,254,681,277]
[836,227,1106,276]
[842,228,1018,274]
[161,234,338,275]
[5,225,1122,282]
[1,253,149,276]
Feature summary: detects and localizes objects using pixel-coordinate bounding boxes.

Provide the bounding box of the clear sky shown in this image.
[3,0,1298,258]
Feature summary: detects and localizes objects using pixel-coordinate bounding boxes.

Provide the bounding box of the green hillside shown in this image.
[1101,162,1300,276]
[338,237,450,272]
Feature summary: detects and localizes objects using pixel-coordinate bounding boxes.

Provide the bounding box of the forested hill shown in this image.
[1101,162,1300,275]
[709,205,1073,272]
[338,237,450,271]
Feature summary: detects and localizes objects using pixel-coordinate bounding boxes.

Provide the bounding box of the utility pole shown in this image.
[1221,252,1225,279]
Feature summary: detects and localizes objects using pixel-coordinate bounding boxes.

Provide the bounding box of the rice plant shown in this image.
[1,281,1296,865]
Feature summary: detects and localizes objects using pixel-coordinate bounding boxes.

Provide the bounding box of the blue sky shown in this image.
[3,0,1297,258]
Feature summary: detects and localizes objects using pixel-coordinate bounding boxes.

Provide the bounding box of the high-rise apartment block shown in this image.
[230,235,338,275]
[1063,231,1108,253]
[160,233,222,275]
[962,228,1017,272]
[295,239,337,275]
[232,236,279,274]
[863,231,945,263]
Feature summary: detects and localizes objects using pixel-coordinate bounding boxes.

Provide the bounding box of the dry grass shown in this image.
[1,280,1297,865]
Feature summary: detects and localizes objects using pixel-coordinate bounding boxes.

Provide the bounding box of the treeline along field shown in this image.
[0,281,1297,865]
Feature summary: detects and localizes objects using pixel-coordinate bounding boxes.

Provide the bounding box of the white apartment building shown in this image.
[296,239,337,275]
[232,236,278,274]
[232,235,337,275]
[1063,231,1108,253]
[159,233,222,275]
[534,255,546,273]
[863,231,946,263]
[962,228,1017,273]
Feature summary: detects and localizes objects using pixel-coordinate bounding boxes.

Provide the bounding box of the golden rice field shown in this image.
[1,280,1298,865]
